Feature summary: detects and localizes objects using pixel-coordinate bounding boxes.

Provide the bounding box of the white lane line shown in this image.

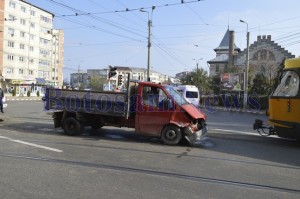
[0,136,62,152]
[211,128,278,138]
[211,128,256,135]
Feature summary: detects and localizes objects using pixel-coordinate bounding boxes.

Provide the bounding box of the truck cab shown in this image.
[135,82,207,145]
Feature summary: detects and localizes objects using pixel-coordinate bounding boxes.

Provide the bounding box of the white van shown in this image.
[175,85,200,107]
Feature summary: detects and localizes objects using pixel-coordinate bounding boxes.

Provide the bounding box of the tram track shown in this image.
[1,133,300,171]
[0,152,299,194]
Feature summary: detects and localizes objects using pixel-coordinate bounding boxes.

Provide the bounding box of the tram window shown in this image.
[273,71,299,97]
[285,76,291,87]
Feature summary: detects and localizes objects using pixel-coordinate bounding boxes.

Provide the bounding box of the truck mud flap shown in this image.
[53,111,63,128]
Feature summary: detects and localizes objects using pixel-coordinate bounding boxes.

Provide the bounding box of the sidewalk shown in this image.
[4,93,42,101]
[199,105,267,115]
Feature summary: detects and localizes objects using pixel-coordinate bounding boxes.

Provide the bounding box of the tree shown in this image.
[249,73,269,95]
[180,68,210,94]
[209,75,221,94]
[90,76,106,91]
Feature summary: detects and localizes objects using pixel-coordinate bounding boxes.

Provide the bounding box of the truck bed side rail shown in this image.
[44,88,127,117]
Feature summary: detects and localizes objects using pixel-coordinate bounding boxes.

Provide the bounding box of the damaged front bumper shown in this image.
[184,125,208,145]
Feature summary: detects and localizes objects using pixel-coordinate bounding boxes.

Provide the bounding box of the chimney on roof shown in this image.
[228,30,235,67]
[267,35,271,41]
[257,35,261,42]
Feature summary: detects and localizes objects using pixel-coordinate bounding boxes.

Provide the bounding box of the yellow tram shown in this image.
[254,57,300,141]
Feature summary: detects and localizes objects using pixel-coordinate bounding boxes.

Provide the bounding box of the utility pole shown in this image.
[147,17,152,82]
[240,19,250,109]
[77,64,80,89]
[140,6,155,82]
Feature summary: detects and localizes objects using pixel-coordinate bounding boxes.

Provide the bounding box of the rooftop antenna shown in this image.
[227,15,230,29]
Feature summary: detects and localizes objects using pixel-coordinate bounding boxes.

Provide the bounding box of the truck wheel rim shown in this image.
[166,130,176,140]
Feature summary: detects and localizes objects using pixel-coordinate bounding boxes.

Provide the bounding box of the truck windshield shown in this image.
[272,70,299,97]
[163,85,189,106]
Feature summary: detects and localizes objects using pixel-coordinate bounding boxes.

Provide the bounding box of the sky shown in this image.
[27,0,300,80]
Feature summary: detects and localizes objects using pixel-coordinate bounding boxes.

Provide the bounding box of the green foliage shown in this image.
[90,76,106,91]
[249,73,270,95]
[37,90,40,97]
[209,75,221,94]
[180,68,210,94]
[27,90,31,97]
[12,89,16,96]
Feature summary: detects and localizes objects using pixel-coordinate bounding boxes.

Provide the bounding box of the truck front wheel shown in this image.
[161,125,182,145]
[63,117,82,136]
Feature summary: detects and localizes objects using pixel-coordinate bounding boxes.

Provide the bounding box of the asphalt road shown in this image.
[0,100,299,199]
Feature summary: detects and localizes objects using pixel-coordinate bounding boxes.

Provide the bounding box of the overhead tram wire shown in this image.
[114,0,147,24]
[52,0,205,17]
[45,0,147,38]
[87,0,146,27]
[184,3,208,25]
[61,17,145,42]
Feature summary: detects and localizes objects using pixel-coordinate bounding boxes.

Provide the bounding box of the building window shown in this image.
[8,28,14,35]
[9,1,16,8]
[29,59,34,64]
[20,44,25,49]
[19,57,25,62]
[19,69,24,74]
[20,31,25,37]
[30,34,35,40]
[20,19,26,25]
[40,49,50,57]
[8,15,16,21]
[21,6,26,13]
[30,46,34,51]
[40,15,51,23]
[8,41,14,47]
[30,22,35,28]
[29,70,33,75]
[216,65,219,73]
[7,68,14,74]
[39,38,49,45]
[30,10,35,16]
[7,55,14,60]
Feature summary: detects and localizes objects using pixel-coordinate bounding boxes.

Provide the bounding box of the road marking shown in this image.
[208,122,249,127]
[211,128,256,135]
[0,136,62,152]
[211,128,278,138]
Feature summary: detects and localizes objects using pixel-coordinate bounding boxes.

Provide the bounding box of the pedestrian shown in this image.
[0,87,4,113]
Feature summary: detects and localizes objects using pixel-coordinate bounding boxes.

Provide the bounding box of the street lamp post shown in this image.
[140,6,155,82]
[192,58,203,71]
[240,19,250,109]
[192,58,203,86]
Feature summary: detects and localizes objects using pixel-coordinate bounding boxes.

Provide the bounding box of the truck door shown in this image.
[136,85,172,136]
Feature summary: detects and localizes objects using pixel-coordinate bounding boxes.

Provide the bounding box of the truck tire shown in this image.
[63,117,82,136]
[161,125,182,145]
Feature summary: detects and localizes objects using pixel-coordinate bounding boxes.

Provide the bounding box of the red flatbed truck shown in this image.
[43,81,208,145]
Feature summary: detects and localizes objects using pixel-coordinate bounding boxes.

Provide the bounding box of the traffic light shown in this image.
[108,66,117,78]
[118,75,123,86]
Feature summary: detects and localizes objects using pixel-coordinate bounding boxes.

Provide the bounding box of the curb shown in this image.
[6,98,42,101]
[200,106,266,115]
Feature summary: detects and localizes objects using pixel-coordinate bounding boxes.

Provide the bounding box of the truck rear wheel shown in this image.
[63,117,82,136]
[161,125,182,145]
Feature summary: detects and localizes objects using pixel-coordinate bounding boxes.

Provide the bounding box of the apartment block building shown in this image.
[0,0,63,96]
